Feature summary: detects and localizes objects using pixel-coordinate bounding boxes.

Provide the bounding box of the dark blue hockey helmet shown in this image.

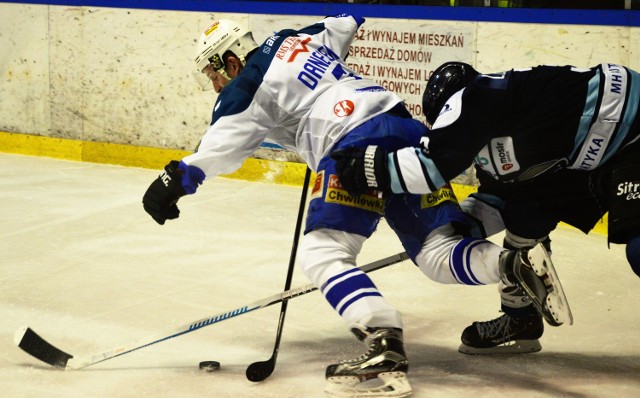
[423,62,478,126]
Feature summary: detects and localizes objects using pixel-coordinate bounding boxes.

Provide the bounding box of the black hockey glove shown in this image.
[331,145,390,196]
[142,160,186,225]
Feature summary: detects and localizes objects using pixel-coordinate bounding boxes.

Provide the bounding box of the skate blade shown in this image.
[325,371,412,397]
[458,339,542,355]
[528,243,574,326]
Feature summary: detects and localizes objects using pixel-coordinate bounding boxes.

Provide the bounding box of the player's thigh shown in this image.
[384,187,474,260]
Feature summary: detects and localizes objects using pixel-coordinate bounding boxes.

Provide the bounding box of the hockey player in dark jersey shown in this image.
[333,61,640,355]
[142,18,569,395]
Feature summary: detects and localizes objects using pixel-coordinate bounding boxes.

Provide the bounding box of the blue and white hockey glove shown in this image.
[331,145,390,196]
[143,160,186,225]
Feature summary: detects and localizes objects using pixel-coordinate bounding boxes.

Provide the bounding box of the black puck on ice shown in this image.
[199,361,221,372]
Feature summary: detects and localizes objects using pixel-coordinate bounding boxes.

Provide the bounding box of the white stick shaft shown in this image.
[45,252,408,369]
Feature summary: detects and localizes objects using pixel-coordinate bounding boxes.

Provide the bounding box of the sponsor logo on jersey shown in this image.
[474,137,520,178]
[326,174,385,213]
[617,180,640,200]
[334,100,355,117]
[494,139,516,171]
[310,170,325,201]
[474,148,494,177]
[263,35,280,54]
[420,185,458,208]
[276,36,311,62]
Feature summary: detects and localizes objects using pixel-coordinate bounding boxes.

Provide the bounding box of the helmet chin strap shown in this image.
[211,51,249,81]
[214,66,231,81]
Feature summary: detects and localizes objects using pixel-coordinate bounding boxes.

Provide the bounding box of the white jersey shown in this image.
[182,14,404,180]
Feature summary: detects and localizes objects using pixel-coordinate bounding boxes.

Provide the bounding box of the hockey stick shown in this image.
[246,167,311,382]
[15,251,409,370]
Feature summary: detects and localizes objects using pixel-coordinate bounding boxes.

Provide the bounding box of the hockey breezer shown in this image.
[14,252,409,370]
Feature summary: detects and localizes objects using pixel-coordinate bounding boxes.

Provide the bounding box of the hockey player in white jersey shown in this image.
[142,17,567,396]
[333,61,640,355]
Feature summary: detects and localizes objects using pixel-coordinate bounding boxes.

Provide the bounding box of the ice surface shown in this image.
[2,153,639,398]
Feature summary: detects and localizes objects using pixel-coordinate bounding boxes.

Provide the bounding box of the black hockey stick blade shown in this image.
[245,307,289,381]
[245,330,280,382]
[15,326,73,369]
[245,355,275,382]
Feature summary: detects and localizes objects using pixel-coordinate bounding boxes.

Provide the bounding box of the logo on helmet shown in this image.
[204,21,220,36]
[423,62,478,126]
[209,53,224,71]
[440,103,452,115]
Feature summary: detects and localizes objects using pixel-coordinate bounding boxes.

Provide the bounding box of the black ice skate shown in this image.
[500,243,573,326]
[458,311,544,355]
[325,326,411,397]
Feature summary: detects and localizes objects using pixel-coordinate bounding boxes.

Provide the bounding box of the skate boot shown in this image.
[458,310,544,355]
[325,325,411,397]
[499,243,573,326]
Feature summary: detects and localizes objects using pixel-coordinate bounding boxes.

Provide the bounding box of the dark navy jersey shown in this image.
[388,63,640,194]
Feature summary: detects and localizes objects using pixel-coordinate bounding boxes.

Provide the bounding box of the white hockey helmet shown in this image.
[193,19,258,90]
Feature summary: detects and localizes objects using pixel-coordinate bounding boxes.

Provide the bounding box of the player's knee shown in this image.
[626,236,640,278]
[298,228,364,283]
[414,224,459,283]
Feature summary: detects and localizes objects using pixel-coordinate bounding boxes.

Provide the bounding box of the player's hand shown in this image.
[331,145,390,195]
[143,160,186,225]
